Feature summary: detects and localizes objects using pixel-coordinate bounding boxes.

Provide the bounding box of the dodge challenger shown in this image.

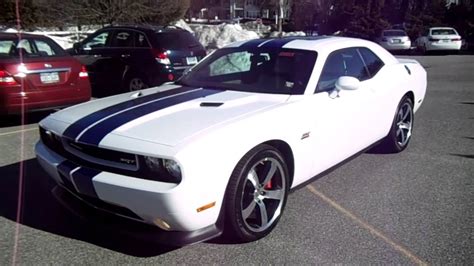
[35,36,427,245]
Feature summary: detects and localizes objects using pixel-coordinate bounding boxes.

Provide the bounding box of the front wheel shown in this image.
[380,96,414,153]
[225,144,289,242]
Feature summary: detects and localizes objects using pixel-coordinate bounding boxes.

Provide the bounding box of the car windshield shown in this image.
[177,47,317,95]
[431,29,457,35]
[383,30,407,37]
[0,38,67,59]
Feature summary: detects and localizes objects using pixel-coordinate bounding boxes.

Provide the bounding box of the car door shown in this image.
[107,29,137,90]
[74,30,113,91]
[307,47,381,175]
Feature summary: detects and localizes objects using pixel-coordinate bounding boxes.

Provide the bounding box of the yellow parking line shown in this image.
[0,127,37,137]
[306,184,427,265]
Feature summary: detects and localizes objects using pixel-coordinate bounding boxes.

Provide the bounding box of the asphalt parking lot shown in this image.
[0,55,473,264]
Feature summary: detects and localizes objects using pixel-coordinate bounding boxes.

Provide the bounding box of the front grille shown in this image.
[39,126,179,183]
[64,139,138,170]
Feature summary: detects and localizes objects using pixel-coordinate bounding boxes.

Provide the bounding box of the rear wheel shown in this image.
[126,76,148,92]
[225,144,289,242]
[380,96,414,153]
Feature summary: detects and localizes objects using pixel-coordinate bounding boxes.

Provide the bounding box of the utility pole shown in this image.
[278,0,284,37]
[230,0,236,20]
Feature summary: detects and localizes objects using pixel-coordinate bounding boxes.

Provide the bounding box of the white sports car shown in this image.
[35,36,427,245]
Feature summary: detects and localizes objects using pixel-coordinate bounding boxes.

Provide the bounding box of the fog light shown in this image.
[153,217,171,231]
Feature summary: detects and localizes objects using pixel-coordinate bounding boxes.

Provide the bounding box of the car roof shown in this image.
[429,27,456,30]
[225,36,398,65]
[226,36,370,52]
[100,25,189,34]
[0,32,52,39]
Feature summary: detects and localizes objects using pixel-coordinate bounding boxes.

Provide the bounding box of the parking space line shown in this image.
[0,127,37,137]
[306,184,427,265]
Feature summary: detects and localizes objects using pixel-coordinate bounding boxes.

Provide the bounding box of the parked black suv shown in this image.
[69,25,206,94]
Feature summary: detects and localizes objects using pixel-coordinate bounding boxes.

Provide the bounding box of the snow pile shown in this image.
[174,19,193,33]
[191,23,259,49]
[241,21,272,37]
[269,31,306,37]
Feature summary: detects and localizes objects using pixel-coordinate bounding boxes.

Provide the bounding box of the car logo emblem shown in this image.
[44,64,52,68]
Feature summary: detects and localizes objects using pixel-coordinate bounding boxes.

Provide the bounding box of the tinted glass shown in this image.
[83,32,110,49]
[317,48,368,91]
[358,47,384,77]
[178,48,317,95]
[135,32,150,48]
[383,30,407,37]
[431,29,457,35]
[155,31,201,49]
[0,38,66,58]
[111,31,134,47]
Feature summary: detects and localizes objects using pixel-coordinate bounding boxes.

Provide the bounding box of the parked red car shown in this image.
[0,33,91,115]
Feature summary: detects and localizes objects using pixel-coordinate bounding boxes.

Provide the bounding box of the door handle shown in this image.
[121,54,130,58]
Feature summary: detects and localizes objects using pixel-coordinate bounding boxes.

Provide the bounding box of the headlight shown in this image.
[143,156,182,182]
[163,159,181,179]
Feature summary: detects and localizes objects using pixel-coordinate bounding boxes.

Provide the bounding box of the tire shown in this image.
[125,76,148,92]
[380,96,414,153]
[224,144,289,242]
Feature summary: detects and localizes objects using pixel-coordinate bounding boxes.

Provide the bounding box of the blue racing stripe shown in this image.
[240,38,270,48]
[77,89,222,146]
[259,38,297,49]
[71,167,101,198]
[63,86,195,140]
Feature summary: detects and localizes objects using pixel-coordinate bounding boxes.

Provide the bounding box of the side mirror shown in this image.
[335,76,360,91]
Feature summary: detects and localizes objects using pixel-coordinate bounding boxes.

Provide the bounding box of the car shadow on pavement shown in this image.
[0,159,178,257]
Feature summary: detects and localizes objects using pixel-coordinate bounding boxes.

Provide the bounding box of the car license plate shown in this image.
[40,72,59,83]
[442,39,450,43]
[186,56,198,65]
[393,39,401,43]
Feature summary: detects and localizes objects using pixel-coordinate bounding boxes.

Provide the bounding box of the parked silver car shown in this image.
[377,30,412,51]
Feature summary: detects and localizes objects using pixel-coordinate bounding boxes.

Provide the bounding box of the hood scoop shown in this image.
[200,102,223,107]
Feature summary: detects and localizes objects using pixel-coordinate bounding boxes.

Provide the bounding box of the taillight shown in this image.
[0,70,18,85]
[79,65,88,79]
[155,50,171,65]
[429,38,438,42]
[451,37,461,41]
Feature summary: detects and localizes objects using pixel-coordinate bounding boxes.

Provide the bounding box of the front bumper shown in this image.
[35,140,223,243]
[52,185,222,246]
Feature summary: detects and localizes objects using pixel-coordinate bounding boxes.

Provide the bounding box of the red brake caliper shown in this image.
[264,179,272,189]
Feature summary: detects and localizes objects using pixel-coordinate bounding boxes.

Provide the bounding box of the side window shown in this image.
[135,32,150,48]
[209,51,251,76]
[316,48,369,92]
[83,31,110,49]
[358,48,384,78]
[111,30,134,47]
[17,39,33,53]
[33,39,56,56]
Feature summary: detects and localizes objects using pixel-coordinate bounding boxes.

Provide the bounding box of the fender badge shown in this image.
[301,132,310,140]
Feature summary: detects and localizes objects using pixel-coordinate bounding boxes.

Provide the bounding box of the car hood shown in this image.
[50,85,289,147]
